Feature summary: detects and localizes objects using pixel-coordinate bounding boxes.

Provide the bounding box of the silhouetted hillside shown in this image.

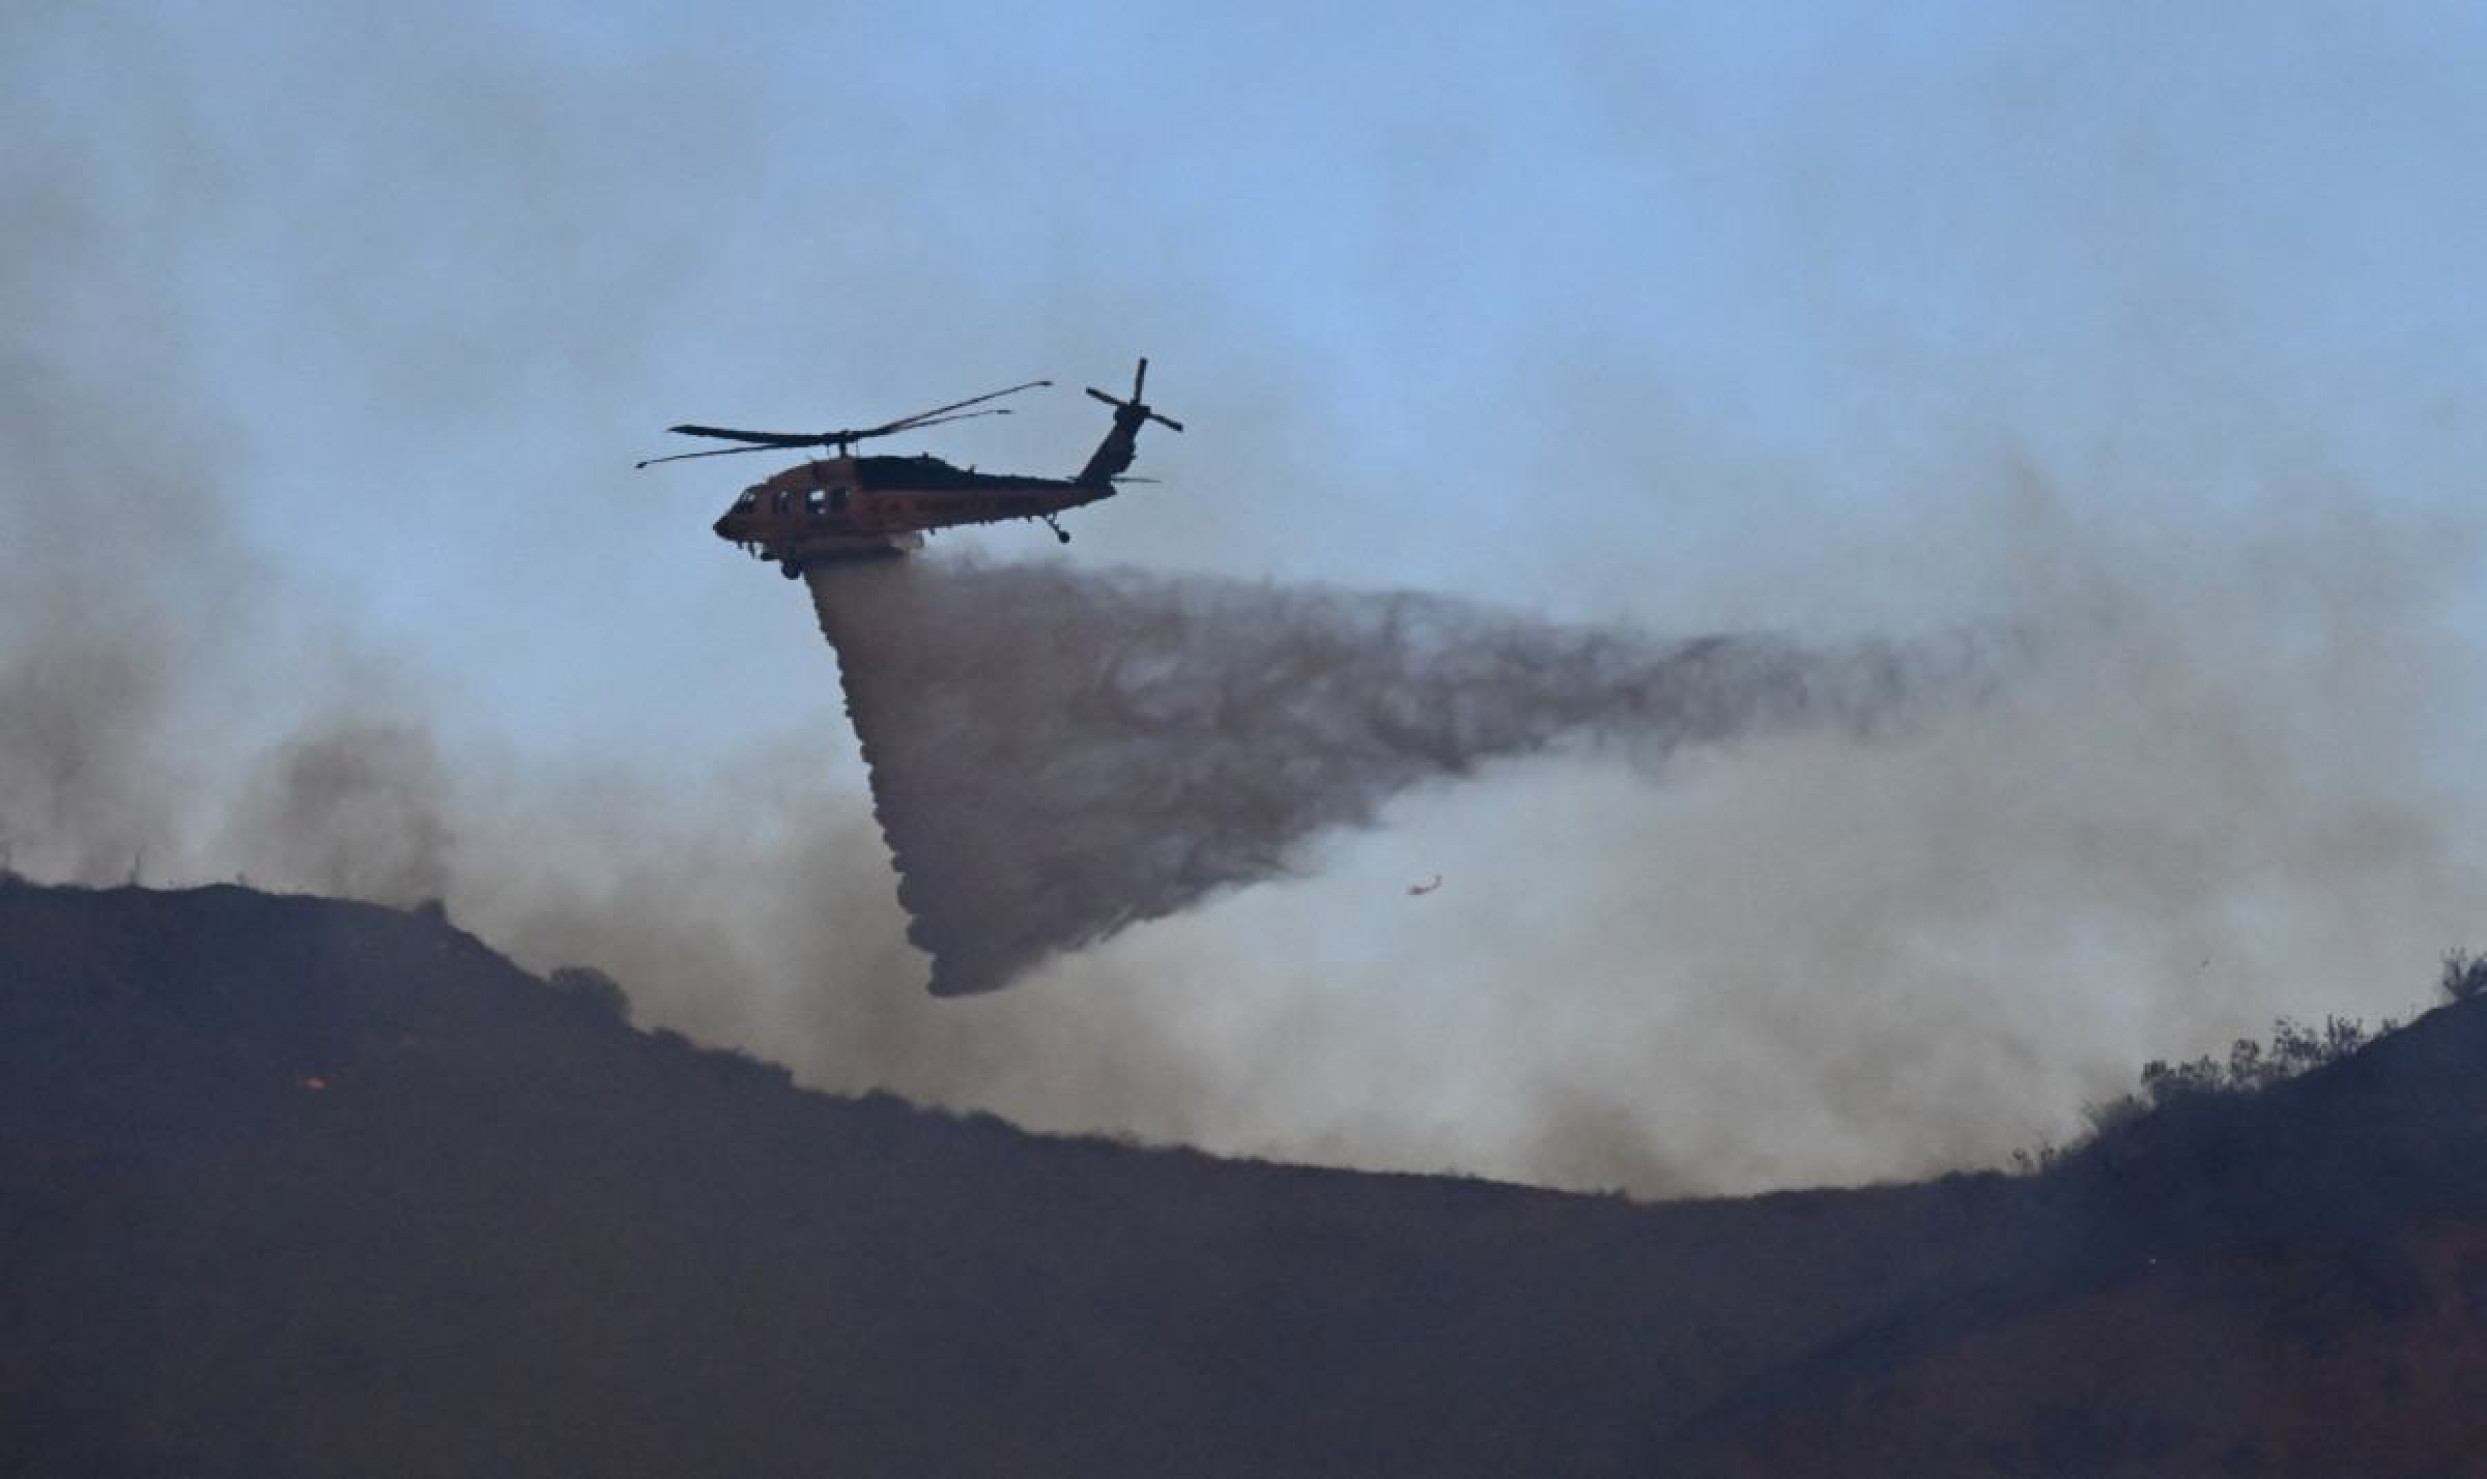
[5,878,2486,1475]
[1670,964,2487,1476]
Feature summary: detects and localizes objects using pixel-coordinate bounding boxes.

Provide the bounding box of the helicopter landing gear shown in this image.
[779,558,804,580]
[1042,514,1071,545]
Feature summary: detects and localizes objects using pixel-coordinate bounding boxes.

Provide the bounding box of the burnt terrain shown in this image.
[5,878,2486,1475]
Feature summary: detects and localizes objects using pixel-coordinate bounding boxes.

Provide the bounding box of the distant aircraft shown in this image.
[1407,874,1443,897]
[636,359,1181,578]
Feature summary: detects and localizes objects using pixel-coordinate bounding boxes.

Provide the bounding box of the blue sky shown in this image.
[21,1,2487,764]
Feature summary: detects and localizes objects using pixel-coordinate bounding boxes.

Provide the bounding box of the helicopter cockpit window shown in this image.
[735,491,758,511]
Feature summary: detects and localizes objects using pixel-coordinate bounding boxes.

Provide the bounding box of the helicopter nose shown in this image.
[712,515,733,538]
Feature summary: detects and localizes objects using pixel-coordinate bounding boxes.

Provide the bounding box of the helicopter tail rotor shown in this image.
[1075,357,1181,487]
[1083,356,1185,432]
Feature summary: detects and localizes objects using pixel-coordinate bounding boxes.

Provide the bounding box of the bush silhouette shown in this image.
[548,964,632,1022]
[2441,948,2487,1003]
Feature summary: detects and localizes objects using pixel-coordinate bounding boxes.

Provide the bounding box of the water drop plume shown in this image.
[809,556,1994,996]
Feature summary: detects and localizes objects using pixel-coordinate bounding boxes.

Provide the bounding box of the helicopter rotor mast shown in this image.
[635,377,1051,469]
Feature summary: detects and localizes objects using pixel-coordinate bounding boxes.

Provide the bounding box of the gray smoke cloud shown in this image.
[435,494,2484,1199]
[222,724,454,904]
[2,18,255,888]
[48,510,2460,1200]
[12,2,2487,1200]
[810,557,1997,995]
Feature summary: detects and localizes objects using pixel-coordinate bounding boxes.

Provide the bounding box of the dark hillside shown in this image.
[6,879,2487,1475]
[1668,969,2487,1475]
[0,880,2044,1476]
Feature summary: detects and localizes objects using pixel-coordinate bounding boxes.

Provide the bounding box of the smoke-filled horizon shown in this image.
[11,3,2487,1195]
[10,512,2485,1196]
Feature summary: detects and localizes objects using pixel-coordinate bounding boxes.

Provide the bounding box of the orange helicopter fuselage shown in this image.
[712,454,1115,570]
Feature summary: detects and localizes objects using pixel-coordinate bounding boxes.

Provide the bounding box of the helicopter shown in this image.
[636,358,1181,578]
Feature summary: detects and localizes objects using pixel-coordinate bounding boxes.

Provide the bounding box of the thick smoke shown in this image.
[1,18,261,889]
[811,557,1994,995]
[222,724,454,904]
[511,504,2483,1199]
[12,2,2487,1200]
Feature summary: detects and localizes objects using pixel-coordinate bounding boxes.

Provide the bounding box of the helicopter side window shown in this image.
[829,488,849,513]
[772,489,790,515]
[805,488,828,517]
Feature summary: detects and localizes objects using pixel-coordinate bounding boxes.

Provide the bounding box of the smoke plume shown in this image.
[12,2,2487,1199]
[811,557,1995,995]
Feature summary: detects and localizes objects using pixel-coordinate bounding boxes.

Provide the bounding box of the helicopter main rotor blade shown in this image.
[1147,411,1184,432]
[1133,357,1148,401]
[1085,386,1125,409]
[862,378,1052,438]
[665,424,820,446]
[885,406,1016,433]
[640,406,1025,468]
[635,441,797,469]
[665,380,1046,452]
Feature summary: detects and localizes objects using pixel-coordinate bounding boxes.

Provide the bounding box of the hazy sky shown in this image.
[14,2,2487,1191]
[22,1,2483,750]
